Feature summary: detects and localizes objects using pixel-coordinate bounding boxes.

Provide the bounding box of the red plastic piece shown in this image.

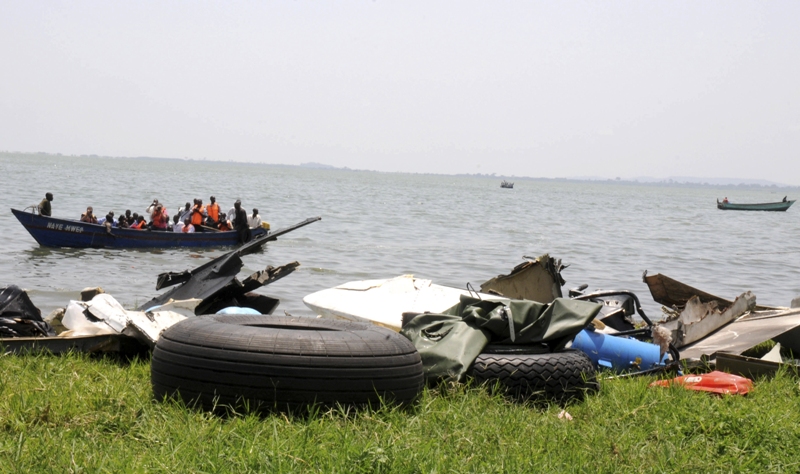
[649,370,753,395]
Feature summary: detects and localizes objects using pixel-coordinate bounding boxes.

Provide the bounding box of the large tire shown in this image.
[471,349,598,401]
[151,315,424,412]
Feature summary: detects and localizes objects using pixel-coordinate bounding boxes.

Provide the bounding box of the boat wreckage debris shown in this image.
[5,239,800,391]
[305,256,682,381]
[304,254,566,331]
[480,254,566,303]
[657,292,757,349]
[643,271,800,374]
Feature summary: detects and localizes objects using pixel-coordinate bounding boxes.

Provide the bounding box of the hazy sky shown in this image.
[2,1,799,183]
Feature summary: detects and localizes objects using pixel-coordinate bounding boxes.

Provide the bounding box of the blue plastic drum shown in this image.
[571,328,667,373]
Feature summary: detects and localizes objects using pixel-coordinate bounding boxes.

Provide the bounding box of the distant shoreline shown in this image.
[2,151,797,190]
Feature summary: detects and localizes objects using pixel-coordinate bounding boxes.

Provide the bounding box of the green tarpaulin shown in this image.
[400,295,601,382]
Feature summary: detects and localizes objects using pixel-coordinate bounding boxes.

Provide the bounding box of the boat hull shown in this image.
[716,200,794,211]
[11,208,266,249]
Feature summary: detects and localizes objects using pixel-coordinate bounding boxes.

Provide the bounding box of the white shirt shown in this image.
[248,214,262,228]
[173,221,185,233]
[178,208,191,222]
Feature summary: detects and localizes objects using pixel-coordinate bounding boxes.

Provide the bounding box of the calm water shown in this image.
[2,154,798,319]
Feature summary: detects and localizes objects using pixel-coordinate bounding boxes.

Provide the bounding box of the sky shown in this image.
[1,1,799,183]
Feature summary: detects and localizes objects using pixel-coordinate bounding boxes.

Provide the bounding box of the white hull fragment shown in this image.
[303,275,505,331]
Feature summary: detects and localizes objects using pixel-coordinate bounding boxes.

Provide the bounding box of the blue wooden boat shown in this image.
[716,198,794,212]
[11,208,268,248]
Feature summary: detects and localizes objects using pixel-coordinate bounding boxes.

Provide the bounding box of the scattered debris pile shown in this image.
[644,271,800,375]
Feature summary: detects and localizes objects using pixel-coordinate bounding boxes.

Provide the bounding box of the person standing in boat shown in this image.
[176,202,191,223]
[206,196,220,227]
[190,198,206,232]
[151,204,169,231]
[227,203,236,225]
[146,199,160,216]
[723,197,729,204]
[38,192,53,216]
[233,200,250,244]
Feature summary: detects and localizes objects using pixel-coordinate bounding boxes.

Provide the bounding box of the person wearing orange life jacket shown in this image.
[217,213,232,231]
[182,218,195,233]
[80,207,98,224]
[206,196,220,227]
[190,198,206,232]
[130,216,147,229]
[151,204,169,231]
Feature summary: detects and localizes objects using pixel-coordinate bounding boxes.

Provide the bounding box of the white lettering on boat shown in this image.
[47,222,84,233]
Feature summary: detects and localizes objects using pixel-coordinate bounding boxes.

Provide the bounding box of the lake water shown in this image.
[2,153,798,319]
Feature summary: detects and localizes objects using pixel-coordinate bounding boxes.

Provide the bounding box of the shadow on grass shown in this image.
[152,386,425,422]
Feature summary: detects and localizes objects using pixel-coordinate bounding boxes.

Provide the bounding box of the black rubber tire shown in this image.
[151,315,424,412]
[471,349,598,401]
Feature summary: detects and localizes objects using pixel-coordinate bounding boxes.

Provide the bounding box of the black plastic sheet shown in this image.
[0,285,56,337]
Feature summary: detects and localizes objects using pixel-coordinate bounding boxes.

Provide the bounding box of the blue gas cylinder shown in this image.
[571,328,667,373]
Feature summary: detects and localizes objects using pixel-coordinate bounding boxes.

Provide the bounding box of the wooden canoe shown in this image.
[12,208,267,248]
[716,199,794,211]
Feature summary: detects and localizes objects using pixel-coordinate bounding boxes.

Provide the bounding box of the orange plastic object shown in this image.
[649,370,753,395]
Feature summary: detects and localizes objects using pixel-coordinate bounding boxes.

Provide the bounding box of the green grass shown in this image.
[2,352,800,473]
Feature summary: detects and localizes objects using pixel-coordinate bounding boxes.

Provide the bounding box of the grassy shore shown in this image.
[2,352,800,473]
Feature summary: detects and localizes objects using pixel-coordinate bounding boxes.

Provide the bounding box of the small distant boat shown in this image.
[500,180,514,189]
[716,197,794,212]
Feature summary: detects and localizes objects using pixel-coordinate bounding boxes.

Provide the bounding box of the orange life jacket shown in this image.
[208,203,220,222]
[190,205,205,226]
[153,210,168,229]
